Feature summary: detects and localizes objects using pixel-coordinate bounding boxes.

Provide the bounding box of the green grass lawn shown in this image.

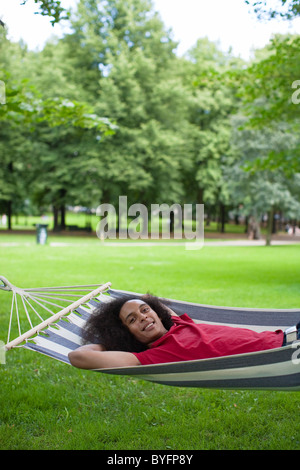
[0,233,300,450]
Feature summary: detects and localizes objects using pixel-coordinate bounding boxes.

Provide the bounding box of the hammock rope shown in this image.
[1,276,300,391]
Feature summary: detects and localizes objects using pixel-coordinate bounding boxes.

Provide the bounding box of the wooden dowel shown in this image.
[4,282,111,351]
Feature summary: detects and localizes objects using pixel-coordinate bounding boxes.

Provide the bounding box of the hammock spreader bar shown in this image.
[1,279,300,391]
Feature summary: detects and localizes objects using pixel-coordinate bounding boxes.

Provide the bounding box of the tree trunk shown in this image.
[60,205,66,230]
[7,200,12,230]
[53,205,60,231]
[169,210,175,235]
[219,203,226,233]
[266,207,274,246]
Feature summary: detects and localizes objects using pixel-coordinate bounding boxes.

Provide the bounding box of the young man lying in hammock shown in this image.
[68,294,298,370]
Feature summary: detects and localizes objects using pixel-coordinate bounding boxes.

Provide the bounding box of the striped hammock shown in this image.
[1,276,300,391]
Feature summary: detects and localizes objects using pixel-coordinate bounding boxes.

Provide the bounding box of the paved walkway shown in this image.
[48,238,300,247]
[89,238,300,247]
[201,239,300,247]
[0,230,299,247]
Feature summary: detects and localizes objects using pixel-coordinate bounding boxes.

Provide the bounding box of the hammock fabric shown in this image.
[1,276,300,391]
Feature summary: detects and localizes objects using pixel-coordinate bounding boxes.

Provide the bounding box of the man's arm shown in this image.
[68,344,141,370]
[164,305,178,316]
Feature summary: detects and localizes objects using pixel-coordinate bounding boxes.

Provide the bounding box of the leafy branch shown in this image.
[20,0,70,25]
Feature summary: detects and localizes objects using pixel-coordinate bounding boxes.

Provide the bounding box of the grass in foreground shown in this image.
[0,234,300,450]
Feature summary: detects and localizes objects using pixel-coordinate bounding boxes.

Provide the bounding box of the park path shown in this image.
[0,230,299,247]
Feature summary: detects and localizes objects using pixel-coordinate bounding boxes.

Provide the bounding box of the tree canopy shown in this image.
[0,0,299,243]
[245,0,300,20]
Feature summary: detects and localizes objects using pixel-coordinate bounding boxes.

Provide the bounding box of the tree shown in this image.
[63,0,187,214]
[0,27,115,230]
[19,0,70,25]
[245,0,300,20]
[0,29,38,229]
[228,114,300,244]
[238,34,300,175]
[175,39,241,231]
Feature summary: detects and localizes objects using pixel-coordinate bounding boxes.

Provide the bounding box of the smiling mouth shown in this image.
[143,322,155,331]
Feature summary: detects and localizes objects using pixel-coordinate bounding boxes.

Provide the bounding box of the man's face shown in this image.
[119,299,167,345]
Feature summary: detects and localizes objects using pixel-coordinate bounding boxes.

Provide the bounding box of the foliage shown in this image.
[20,0,70,25]
[230,115,300,215]
[237,34,300,174]
[0,25,116,229]
[0,0,299,240]
[245,0,300,20]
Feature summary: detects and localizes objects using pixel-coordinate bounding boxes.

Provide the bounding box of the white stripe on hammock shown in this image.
[46,325,82,345]
[29,335,72,357]
[135,357,299,384]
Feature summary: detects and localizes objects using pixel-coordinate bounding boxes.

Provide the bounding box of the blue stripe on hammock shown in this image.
[97,345,298,376]
[23,343,71,364]
[140,372,300,390]
[108,290,300,327]
[33,330,80,350]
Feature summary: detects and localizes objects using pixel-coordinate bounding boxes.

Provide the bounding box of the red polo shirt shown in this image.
[133,314,284,365]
